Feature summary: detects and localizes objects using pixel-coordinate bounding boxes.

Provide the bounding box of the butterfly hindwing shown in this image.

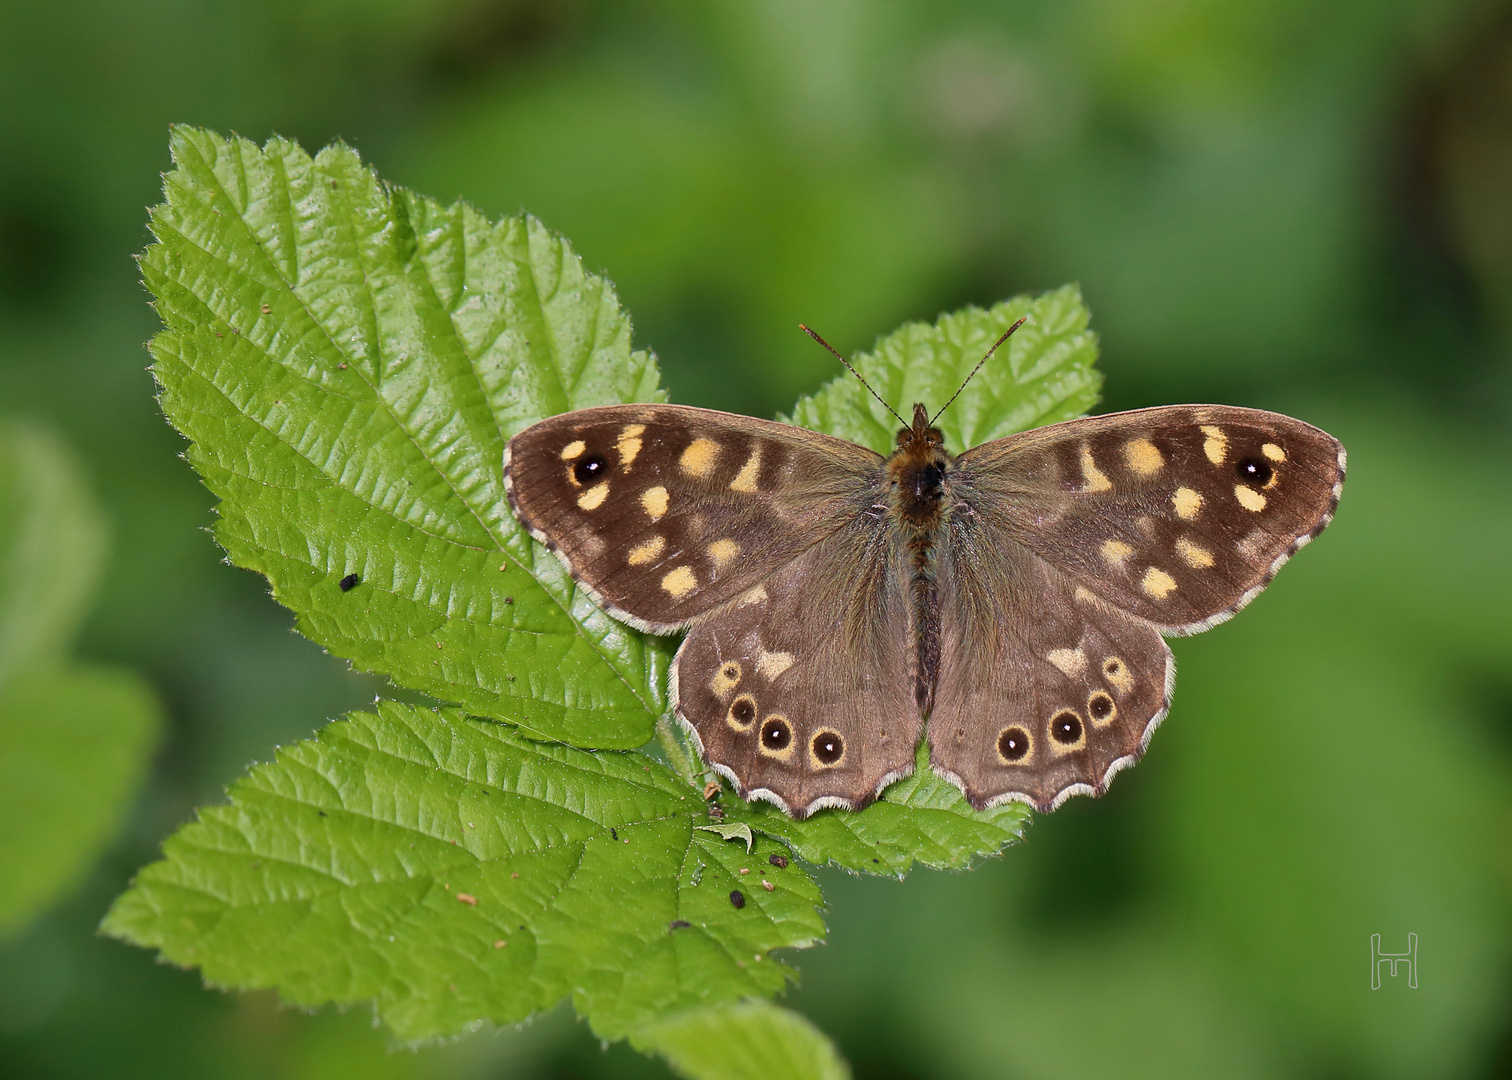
[951,405,1345,632]
[674,517,919,817]
[505,404,883,631]
[928,534,1172,811]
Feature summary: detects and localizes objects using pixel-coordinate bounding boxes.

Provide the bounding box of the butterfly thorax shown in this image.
[887,403,954,533]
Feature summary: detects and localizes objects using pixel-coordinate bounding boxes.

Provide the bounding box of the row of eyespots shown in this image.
[996,669,1124,765]
[724,691,845,768]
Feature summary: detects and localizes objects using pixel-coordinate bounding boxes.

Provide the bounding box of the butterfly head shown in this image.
[888,403,952,529]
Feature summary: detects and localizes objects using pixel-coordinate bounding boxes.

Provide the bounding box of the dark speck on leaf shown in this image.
[339,573,359,591]
[768,854,788,869]
[504,596,514,604]
[729,890,745,909]
[610,828,618,841]
[669,920,691,931]
[317,810,327,817]
[872,858,879,863]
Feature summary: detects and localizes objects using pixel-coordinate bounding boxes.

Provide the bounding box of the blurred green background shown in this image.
[2,1,1510,1077]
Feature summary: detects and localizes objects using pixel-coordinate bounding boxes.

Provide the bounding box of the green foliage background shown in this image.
[1,2,1510,1078]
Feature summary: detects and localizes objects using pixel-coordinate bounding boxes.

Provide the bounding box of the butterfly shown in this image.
[503,320,1345,817]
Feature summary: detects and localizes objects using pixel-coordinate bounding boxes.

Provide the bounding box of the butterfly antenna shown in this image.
[930,316,1029,425]
[799,324,908,429]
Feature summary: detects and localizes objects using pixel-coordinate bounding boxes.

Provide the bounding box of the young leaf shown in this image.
[144,127,668,749]
[632,1001,851,1080]
[102,702,825,1042]
[783,286,1101,455]
[0,421,163,936]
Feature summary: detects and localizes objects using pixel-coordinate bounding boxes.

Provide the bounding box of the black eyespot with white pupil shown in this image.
[761,717,791,751]
[729,696,756,727]
[573,453,610,485]
[1051,710,1083,744]
[1089,692,1114,721]
[1236,457,1272,486]
[998,727,1030,761]
[812,730,843,765]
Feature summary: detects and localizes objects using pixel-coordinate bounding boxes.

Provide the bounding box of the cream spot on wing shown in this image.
[1100,539,1133,565]
[737,584,768,607]
[1102,656,1134,694]
[709,661,742,697]
[1080,444,1112,492]
[1172,487,1203,520]
[616,424,645,469]
[1234,485,1267,512]
[1237,527,1268,559]
[1123,438,1164,476]
[1046,648,1087,676]
[1141,567,1178,599]
[679,437,721,479]
[729,445,762,493]
[661,566,697,597]
[627,535,665,566]
[1201,425,1228,465]
[708,538,739,570]
[1262,442,1286,462]
[577,482,610,511]
[560,440,586,460]
[1176,537,1215,568]
[756,651,795,681]
[641,485,669,521]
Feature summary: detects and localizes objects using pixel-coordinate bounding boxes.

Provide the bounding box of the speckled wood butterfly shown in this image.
[504,322,1345,817]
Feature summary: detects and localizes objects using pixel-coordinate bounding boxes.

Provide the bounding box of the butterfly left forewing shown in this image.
[505,404,883,631]
[952,405,1345,632]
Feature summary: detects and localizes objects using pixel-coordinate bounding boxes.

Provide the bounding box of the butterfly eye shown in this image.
[1050,711,1083,745]
[997,726,1032,763]
[573,453,611,485]
[1235,457,1272,487]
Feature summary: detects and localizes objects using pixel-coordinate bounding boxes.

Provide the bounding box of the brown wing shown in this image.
[504,404,883,632]
[950,405,1345,633]
[673,516,918,818]
[927,528,1172,812]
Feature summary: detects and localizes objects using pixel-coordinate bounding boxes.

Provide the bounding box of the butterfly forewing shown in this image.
[505,404,883,632]
[674,517,919,816]
[952,406,1345,633]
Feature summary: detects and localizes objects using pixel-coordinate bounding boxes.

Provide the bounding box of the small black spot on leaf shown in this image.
[610,828,618,841]
[768,854,788,869]
[729,890,746,909]
[339,573,359,591]
[669,919,691,931]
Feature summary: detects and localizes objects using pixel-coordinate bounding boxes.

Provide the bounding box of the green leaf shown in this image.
[696,822,755,853]
[102,702,824,1042]
[144,127,669,749]
[0,420,163,936]
[632,1001,851,1080]
[783,286,1101,455]
[721,741,1030,877]
[0,422,109,684]
[0,668,162,935]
